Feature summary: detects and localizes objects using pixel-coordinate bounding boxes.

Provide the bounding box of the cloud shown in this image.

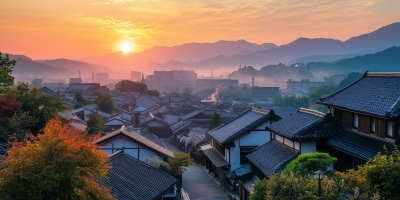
[89,0,157,5]
[72,16,158,29]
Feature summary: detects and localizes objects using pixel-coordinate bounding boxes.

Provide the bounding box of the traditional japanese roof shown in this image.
[169,107,199,116]
[70,119,88,131]
[317,72,400,118]
[240,178,256,194]
[207,107,282,145]
[105,116,133,126]
[110,110,132,118]
[40,87,78,106]
[234,165,252,177]
[140,104,170,117]
[136,94,160,104]
[326,129,396,160]
[140,112,170,126]
[65,84,94,94]
[272,107,299,118]
[202,109,238,118]
[266,108,342,140]
[246,140,299,178]
[170,120,200,133]
[94,126,174,158]
[181,110,202,120]
[200,144,230,168]
[100,151,177,200]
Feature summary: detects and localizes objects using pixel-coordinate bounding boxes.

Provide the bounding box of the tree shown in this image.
[115,80,148,93]
[0,89,22,118]
[0,117,115,199]
[86,111,106,135]
[95,95,114,113]
[273,95,310,108]
[249,178,268,200]
[208,111,222,129]
[145,89,160,97]
[74,92,88,106]
[284,152,337,177]
[0,111,37,142]
[0,52,16,94]
[13,82,69,135]
[336,146,400,199]
[183,87,194,94]
[144,152,195,176]
[167,151,195,176]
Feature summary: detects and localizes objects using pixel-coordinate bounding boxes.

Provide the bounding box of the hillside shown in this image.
[12,59,74,78]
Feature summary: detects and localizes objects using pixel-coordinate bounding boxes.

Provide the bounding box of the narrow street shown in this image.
[161,139,229,200]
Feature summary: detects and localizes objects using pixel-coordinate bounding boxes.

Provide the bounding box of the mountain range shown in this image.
[5,22,400,80]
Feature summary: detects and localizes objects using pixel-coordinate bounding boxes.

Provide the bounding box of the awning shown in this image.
[200,144,230,168]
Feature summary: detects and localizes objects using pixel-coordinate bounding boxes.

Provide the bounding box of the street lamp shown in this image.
[314,169,324,197]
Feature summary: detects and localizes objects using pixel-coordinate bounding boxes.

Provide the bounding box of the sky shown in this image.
[0,0,399,60]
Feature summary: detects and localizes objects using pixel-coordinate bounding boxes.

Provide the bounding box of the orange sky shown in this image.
[0,0,399,60]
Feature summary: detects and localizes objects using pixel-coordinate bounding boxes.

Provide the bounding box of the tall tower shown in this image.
[252,77,255,87]
[141,73,145,83]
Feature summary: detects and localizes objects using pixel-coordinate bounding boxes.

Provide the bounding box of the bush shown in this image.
[95,95,114,113]
[249,179,268,200]
[284,152,337,177]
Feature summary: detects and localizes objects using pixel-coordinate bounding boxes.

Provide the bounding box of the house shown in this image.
[136,94,160,109]
[64,83,100,99]
[73,105,110,121]
[170,120,202,148]
[99,151,178,200]
[247,108,343,180]
[202,109,238,123]
[202,107,282,192]
[104,116,133,131]
[94,125,174,161]
[110,110,133,122]
[316,71,399,171]
[40,87,78,107]
[181,110,210,128]
[140,112,174,137]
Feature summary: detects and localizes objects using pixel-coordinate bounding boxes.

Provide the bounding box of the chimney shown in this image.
[134,112,140,125]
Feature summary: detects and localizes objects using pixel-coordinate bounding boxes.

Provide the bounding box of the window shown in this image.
[370,117,375,133]
[284,138,294,148]
[386,121,393,137]
[294,142,300,150]
[225,148,230,163]
[275,134,283,143]
[353,114,358,128]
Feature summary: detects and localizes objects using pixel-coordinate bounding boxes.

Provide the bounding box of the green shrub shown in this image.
[284,152,337,177]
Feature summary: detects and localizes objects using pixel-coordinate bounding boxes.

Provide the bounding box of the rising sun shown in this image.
[120,42,133,53]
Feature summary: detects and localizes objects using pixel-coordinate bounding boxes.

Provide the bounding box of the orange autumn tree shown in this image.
[0,117,115,200]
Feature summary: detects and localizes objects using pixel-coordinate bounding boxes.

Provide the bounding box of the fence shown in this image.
[189,150,203,164]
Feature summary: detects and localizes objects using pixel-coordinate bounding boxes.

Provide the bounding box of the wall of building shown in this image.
[301,141,316,154]
[146,121,166,127]
[101,137,159,161]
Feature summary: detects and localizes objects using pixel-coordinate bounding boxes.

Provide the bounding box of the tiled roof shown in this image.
[202,110,238,118]
[234,165,252,177]
[272,107,299,118]
[105,116,133,125]
[207,107,282,144]
[169,108,198,116]
[181,110,202,120]
[140,104,170,117]
[317,72,400,118]
[94,126,174,158]
[40,87,78,106]
[140,112,170,126]
[240,178,256,193]
[170,120,200,133]
[266,108,341,140]
[65,84,94,93]
[246,140,299,178]
[326,129,396,160]
[100,151,177,200]
[137,94,160,104]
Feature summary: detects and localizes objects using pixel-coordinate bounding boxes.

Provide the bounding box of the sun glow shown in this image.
[120,42,134,52]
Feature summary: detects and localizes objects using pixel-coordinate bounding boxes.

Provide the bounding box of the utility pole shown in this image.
[252,77,254,87]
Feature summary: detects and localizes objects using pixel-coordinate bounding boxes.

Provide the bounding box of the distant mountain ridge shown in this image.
[79,40,277,70]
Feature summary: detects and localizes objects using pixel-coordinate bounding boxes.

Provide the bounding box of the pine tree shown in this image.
[208,111,222,129]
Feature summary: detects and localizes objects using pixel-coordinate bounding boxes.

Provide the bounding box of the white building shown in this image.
[287,79,329,94]
[94,126,174,161]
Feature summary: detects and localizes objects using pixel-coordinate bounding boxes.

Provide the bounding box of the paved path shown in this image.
[160,138,228,200]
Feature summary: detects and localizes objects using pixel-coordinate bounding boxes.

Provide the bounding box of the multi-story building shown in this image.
[154,70,197,86]
[131,71,141,82]
[251,86,279,100]
[69,78,82,86]
[287,79,328,94]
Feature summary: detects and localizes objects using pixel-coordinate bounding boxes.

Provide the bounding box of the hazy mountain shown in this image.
[250,23,400,62]
[35,59,109,77]
[309,46,400,74]
[4,53,33,61]
[79,40,277,69]
[12,59,74,78]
